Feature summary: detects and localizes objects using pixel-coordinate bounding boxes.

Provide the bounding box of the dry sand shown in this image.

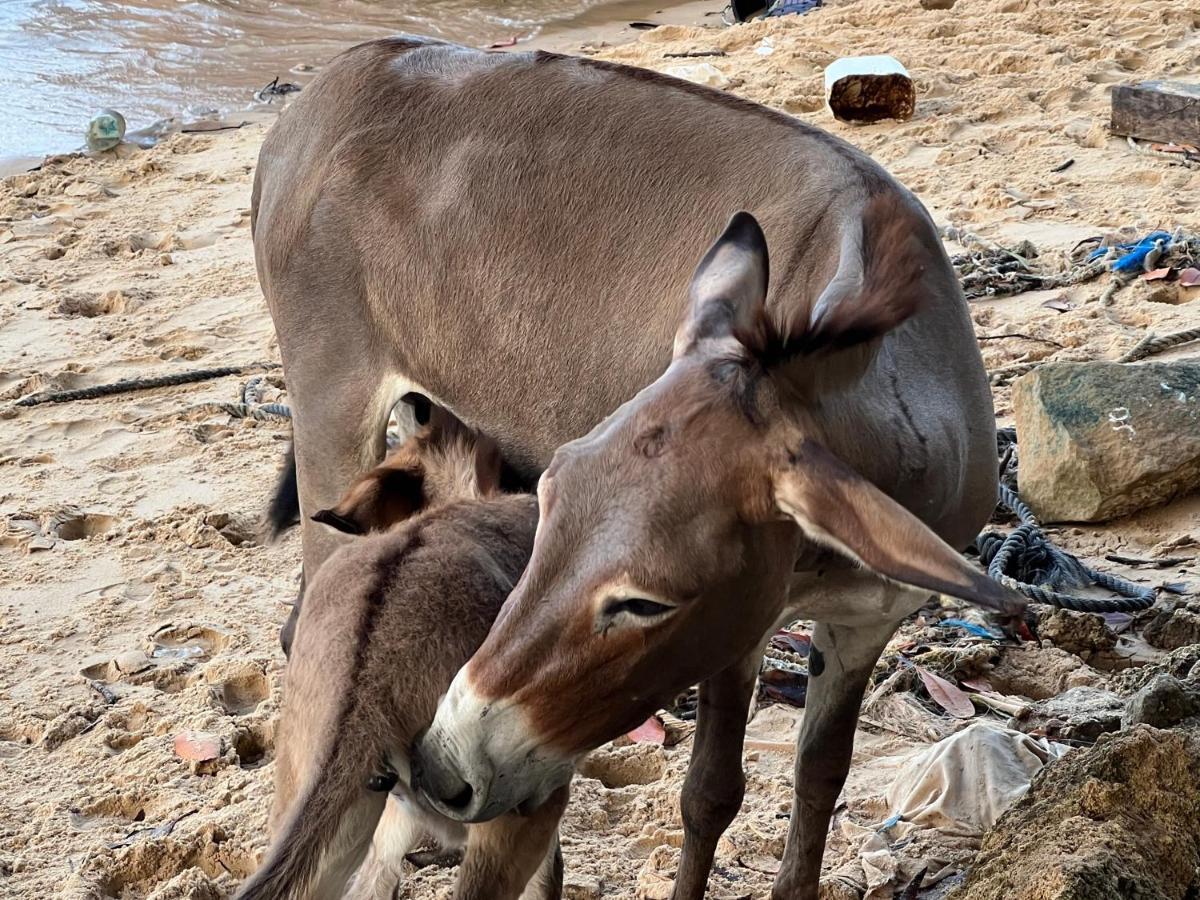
[2,0,1199,897]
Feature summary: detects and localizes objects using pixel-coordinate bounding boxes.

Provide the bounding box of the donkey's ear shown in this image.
[674,212,770,358]
[313,463,425,535]
[772,440,1024,616]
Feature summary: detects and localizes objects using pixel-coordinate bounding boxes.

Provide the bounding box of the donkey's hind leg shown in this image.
[456,786,569,900]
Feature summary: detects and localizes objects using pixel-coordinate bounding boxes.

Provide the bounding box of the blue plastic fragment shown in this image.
[1087,231,1172,273]
[765,0,822,16]
[877,812,903,832]
[938,618,1000,639]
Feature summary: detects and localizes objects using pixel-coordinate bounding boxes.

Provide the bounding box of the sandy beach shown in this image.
[2,0,1199,897]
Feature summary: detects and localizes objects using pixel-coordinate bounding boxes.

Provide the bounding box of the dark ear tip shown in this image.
[726,211,766,247]
[312,508,364,535]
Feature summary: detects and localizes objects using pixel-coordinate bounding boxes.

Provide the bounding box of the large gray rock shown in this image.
[1123,673,1200,729]
[1012,361,1200,522]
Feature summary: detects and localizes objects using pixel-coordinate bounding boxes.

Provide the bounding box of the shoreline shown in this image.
[0,0,725,178]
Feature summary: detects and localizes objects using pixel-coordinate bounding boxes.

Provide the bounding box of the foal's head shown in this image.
[313,405,504,535]
[417,206,1020,822]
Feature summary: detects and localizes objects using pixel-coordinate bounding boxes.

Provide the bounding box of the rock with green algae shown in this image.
[1012,361,1200,523]
[952,725,1200,900]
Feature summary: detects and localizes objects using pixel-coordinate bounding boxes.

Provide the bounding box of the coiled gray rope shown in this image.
[13,363,281,408]
[978,478,1158,613]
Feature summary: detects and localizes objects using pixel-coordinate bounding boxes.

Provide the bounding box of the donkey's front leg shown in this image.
[772,618,898,900]
[672,652,758,900]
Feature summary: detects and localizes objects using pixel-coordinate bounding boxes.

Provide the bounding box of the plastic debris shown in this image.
[937,618,1000,640]
[85,109,126,152]
[1086,230,1173,274]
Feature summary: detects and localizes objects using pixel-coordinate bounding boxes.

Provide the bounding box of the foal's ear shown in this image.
[312,461,426,535]
[674,212,769,357]
[772,440,1024,615]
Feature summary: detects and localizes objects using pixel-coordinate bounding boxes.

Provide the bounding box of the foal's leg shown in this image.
[772,617,898,900]
[672,651,759,900]
[456,786,568,900]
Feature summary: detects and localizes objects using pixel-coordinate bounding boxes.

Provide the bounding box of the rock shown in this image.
[1036,608,1117,658]
[1012,361,1200,522]
[173,730,222,763]
[1018,686,1124,742]
[987,645,1105,700]
[636,845,678,899]
[113,649,152,675]
[564,875,605,900]
[920,0,956,7]
[1122,674,1200,729]
[1143,597,1200,650]
[954,726,1200,900]
[1113,644,1200,694]
[824,55,915,122]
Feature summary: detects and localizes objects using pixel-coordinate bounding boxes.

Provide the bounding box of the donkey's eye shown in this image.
[606,596,674,618]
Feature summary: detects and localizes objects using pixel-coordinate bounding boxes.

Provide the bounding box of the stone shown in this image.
[1143,597,1200,650]
[987,645,1105,700]
[1036,608,1117,658]
[564,875,605,900]
[1018,686,1124,742]
[1122,674,1200,728]
[1012,361,1200,522]
[824,55,915,122]
[920,0,956,8]
[955,726,1200,900]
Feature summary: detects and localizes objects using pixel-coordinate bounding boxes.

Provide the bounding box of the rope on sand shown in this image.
[988,324,1200,386]
[1117,327,1200,363]
[13,363,281,408]
[976,431,1158,613]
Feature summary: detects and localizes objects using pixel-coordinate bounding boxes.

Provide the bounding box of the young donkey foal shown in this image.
[235,412,564,900]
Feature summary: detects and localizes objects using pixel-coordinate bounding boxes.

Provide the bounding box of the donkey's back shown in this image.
[253,36,992,573]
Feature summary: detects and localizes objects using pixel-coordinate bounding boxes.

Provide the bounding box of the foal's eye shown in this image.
[606,596,675,619]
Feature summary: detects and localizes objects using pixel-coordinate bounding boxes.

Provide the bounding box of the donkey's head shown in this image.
[416,206,1020,822]
[313,405,503,535]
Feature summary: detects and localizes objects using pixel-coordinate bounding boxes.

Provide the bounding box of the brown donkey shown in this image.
[416,213,1022,898]
[235,411,564,900]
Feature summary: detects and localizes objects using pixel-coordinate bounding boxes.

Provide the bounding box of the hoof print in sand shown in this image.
[87,824,256,899]
[52,509,116,541]
[578,744,668,788]
[233,723,274,769]
[80,650,154,684]
[150,624,229,661]
[205,661,271,716]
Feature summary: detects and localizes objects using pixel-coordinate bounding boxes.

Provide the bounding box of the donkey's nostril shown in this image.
[446,781,474,810]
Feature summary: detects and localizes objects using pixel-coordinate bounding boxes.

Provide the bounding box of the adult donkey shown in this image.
[253,36,1020,897]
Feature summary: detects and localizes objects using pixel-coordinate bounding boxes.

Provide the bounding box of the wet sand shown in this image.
[2,0,1199,897]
